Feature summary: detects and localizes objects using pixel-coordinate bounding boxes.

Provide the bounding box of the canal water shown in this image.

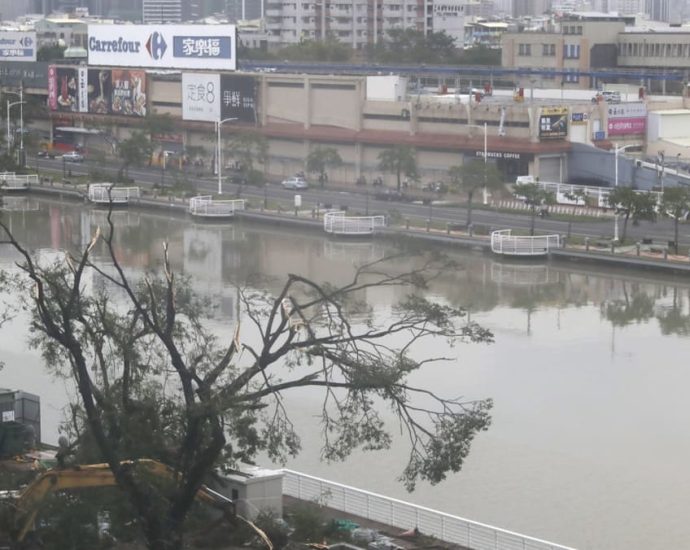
[1,198,689,550]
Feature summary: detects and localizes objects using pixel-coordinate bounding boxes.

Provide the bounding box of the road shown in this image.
[30,156,690,248]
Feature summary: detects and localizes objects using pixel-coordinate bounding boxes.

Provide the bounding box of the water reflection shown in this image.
[4,199,690,550]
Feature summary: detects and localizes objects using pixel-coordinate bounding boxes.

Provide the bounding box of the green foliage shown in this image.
[143,112,175,136]
[37,44,65,61]
[285,502,327,543]
[117,131,152,178]
[278,37,352,62]
[378,145,417,192]
[448,161,504,226]
[513,183,555,235]
[366,29,459,64]
[227,132,268,179]
[306,147,342,187]
[607,187,657,243]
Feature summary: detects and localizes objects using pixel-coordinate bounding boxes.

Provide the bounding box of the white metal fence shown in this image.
[281,470,576,550]
[0,173,38,190]
[491,229,560,256]
[189,195,245,217]
[324,211,386,235]
[88,184,140,204]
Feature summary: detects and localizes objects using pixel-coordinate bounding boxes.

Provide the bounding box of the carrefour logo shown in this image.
[89,36,142,53]
[146,32,167,60]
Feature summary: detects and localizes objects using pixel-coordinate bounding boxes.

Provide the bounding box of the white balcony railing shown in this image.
[324,211,386,235]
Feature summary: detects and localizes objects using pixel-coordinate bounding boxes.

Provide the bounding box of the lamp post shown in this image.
[613,143,637,242]
[4,85,25,166]
[468,122,488,204]
[216,117,238,195]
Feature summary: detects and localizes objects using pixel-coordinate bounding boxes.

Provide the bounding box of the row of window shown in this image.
[562,25,583,35]
[619,41,690,58]
[518,43,580,59]
[539,69,580,83]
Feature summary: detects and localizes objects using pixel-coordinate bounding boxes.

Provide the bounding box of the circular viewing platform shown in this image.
[491,229,560,257]
[0,172,38,192]
[188,195,245,219]
[88,184,140,205]
[324,211,386,236]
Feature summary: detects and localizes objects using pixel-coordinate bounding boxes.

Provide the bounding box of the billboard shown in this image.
[78,66,88,113]
[87,24,236,70]
[0,32,37,62]
[111,69,147,117]
[0,61,48,87]
[607,102,646,136]
[182,73,256,122]
[88,69,111,114]
[539,107,568,140]
[182,72,220,122]
[220,75,257,122]
[51,67,83,112]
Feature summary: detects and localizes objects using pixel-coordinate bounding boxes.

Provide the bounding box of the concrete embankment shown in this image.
[14,184,690,276]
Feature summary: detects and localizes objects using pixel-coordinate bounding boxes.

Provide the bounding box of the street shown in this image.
[29,156,690,248]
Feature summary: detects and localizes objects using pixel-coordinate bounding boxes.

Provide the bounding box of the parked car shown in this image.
[281,176,308,190]
[592,91,621,104]
[423,181,448,194]
[63,151,84,163]
[37,150,57,159]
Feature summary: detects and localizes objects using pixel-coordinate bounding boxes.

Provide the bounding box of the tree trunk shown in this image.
[529,207,536,236]
[396,167,401,192]
[467,190,474,227]
[622,212,630,243]
[675,217,679,255]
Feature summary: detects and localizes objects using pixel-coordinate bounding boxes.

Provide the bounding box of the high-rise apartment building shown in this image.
[142,0,181,22]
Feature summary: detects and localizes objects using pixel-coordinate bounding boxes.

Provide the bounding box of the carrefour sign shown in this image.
[0,32,36,62]
[87,24,236,70]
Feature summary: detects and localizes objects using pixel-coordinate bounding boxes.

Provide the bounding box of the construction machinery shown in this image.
[1,459,272,549]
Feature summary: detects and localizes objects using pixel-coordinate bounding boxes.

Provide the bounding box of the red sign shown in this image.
[607,117,646,136]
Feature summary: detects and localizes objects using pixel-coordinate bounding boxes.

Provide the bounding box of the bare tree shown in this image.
[0,214,493,550]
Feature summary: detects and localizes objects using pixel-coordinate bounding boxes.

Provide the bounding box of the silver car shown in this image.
[281,176,308,190]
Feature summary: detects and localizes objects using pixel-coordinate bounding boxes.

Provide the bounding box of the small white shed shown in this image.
[214,465,284,520]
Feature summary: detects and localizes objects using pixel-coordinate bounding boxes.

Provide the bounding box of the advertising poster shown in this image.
[87,24,236,70]
[607,102,647,136]
[539,107,568,140]
[111,69,147,117]
[0,32,37,62]
[0,61,48,87]
[48,65,57,111]
[54,67,79,112]
[220,75,257,123]
[78,66,88,113]
[182,72,220,122]
[88,69,111,114]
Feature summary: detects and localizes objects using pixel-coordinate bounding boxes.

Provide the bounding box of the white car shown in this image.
[281,176,308,190]
[63,151,84,163]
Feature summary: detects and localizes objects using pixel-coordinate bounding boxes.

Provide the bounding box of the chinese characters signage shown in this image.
[0,32,36,62]
[182,73,256,123]
[539,107,568,140]
[607,102,646,136]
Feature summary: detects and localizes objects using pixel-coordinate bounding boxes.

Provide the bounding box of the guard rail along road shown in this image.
[491,230,560,257]
[324,211,386,236]
[281,469,576,550]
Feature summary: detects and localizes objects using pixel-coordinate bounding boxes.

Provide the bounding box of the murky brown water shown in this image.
[2,198,690,550]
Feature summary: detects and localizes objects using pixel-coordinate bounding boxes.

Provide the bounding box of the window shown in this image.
[576,25,583,34]
[564,69,579,83]
[542,43,555,56]
[518,43,531,56]
[563,44,580,59]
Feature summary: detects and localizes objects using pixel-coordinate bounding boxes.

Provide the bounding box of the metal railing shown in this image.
[88,184,140,204]
[324,211,386,235]
[491,229,560,256]
[189,195,245,217]
[0,173,38,190]
[281,469,576,550]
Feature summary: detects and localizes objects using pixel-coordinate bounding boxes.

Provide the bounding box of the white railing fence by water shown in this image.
[281,470,576,550]
[491,229,560,256]
[0,173,38,189]
[324,211,386,235]
[189,195,245,216]
[88,184,140,203]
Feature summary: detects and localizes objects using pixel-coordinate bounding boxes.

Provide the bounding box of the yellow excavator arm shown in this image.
[10,459,272,549]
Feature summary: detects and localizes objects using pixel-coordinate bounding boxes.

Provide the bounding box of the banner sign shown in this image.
[0,61,47,87]
[474,150,524,160]
[539,107,568,140]
[88,24,236,70]
[220,75,256,122]
[607,102,646,136]
[48,65,57,110]
[182,72,220,122]
[111,69,147,117]
[78,66,88,113]
[571,112,588,124]
[0,32,37,62]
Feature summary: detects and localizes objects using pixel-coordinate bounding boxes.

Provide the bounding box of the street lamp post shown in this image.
[468,122,488,205]
[613,143,637,242]
[4,85,25,166]
[216,117,238,195]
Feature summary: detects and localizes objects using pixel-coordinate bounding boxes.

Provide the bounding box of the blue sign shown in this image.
[0,32,37,62]
[594,131,606,141]
[173,36,232,59]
